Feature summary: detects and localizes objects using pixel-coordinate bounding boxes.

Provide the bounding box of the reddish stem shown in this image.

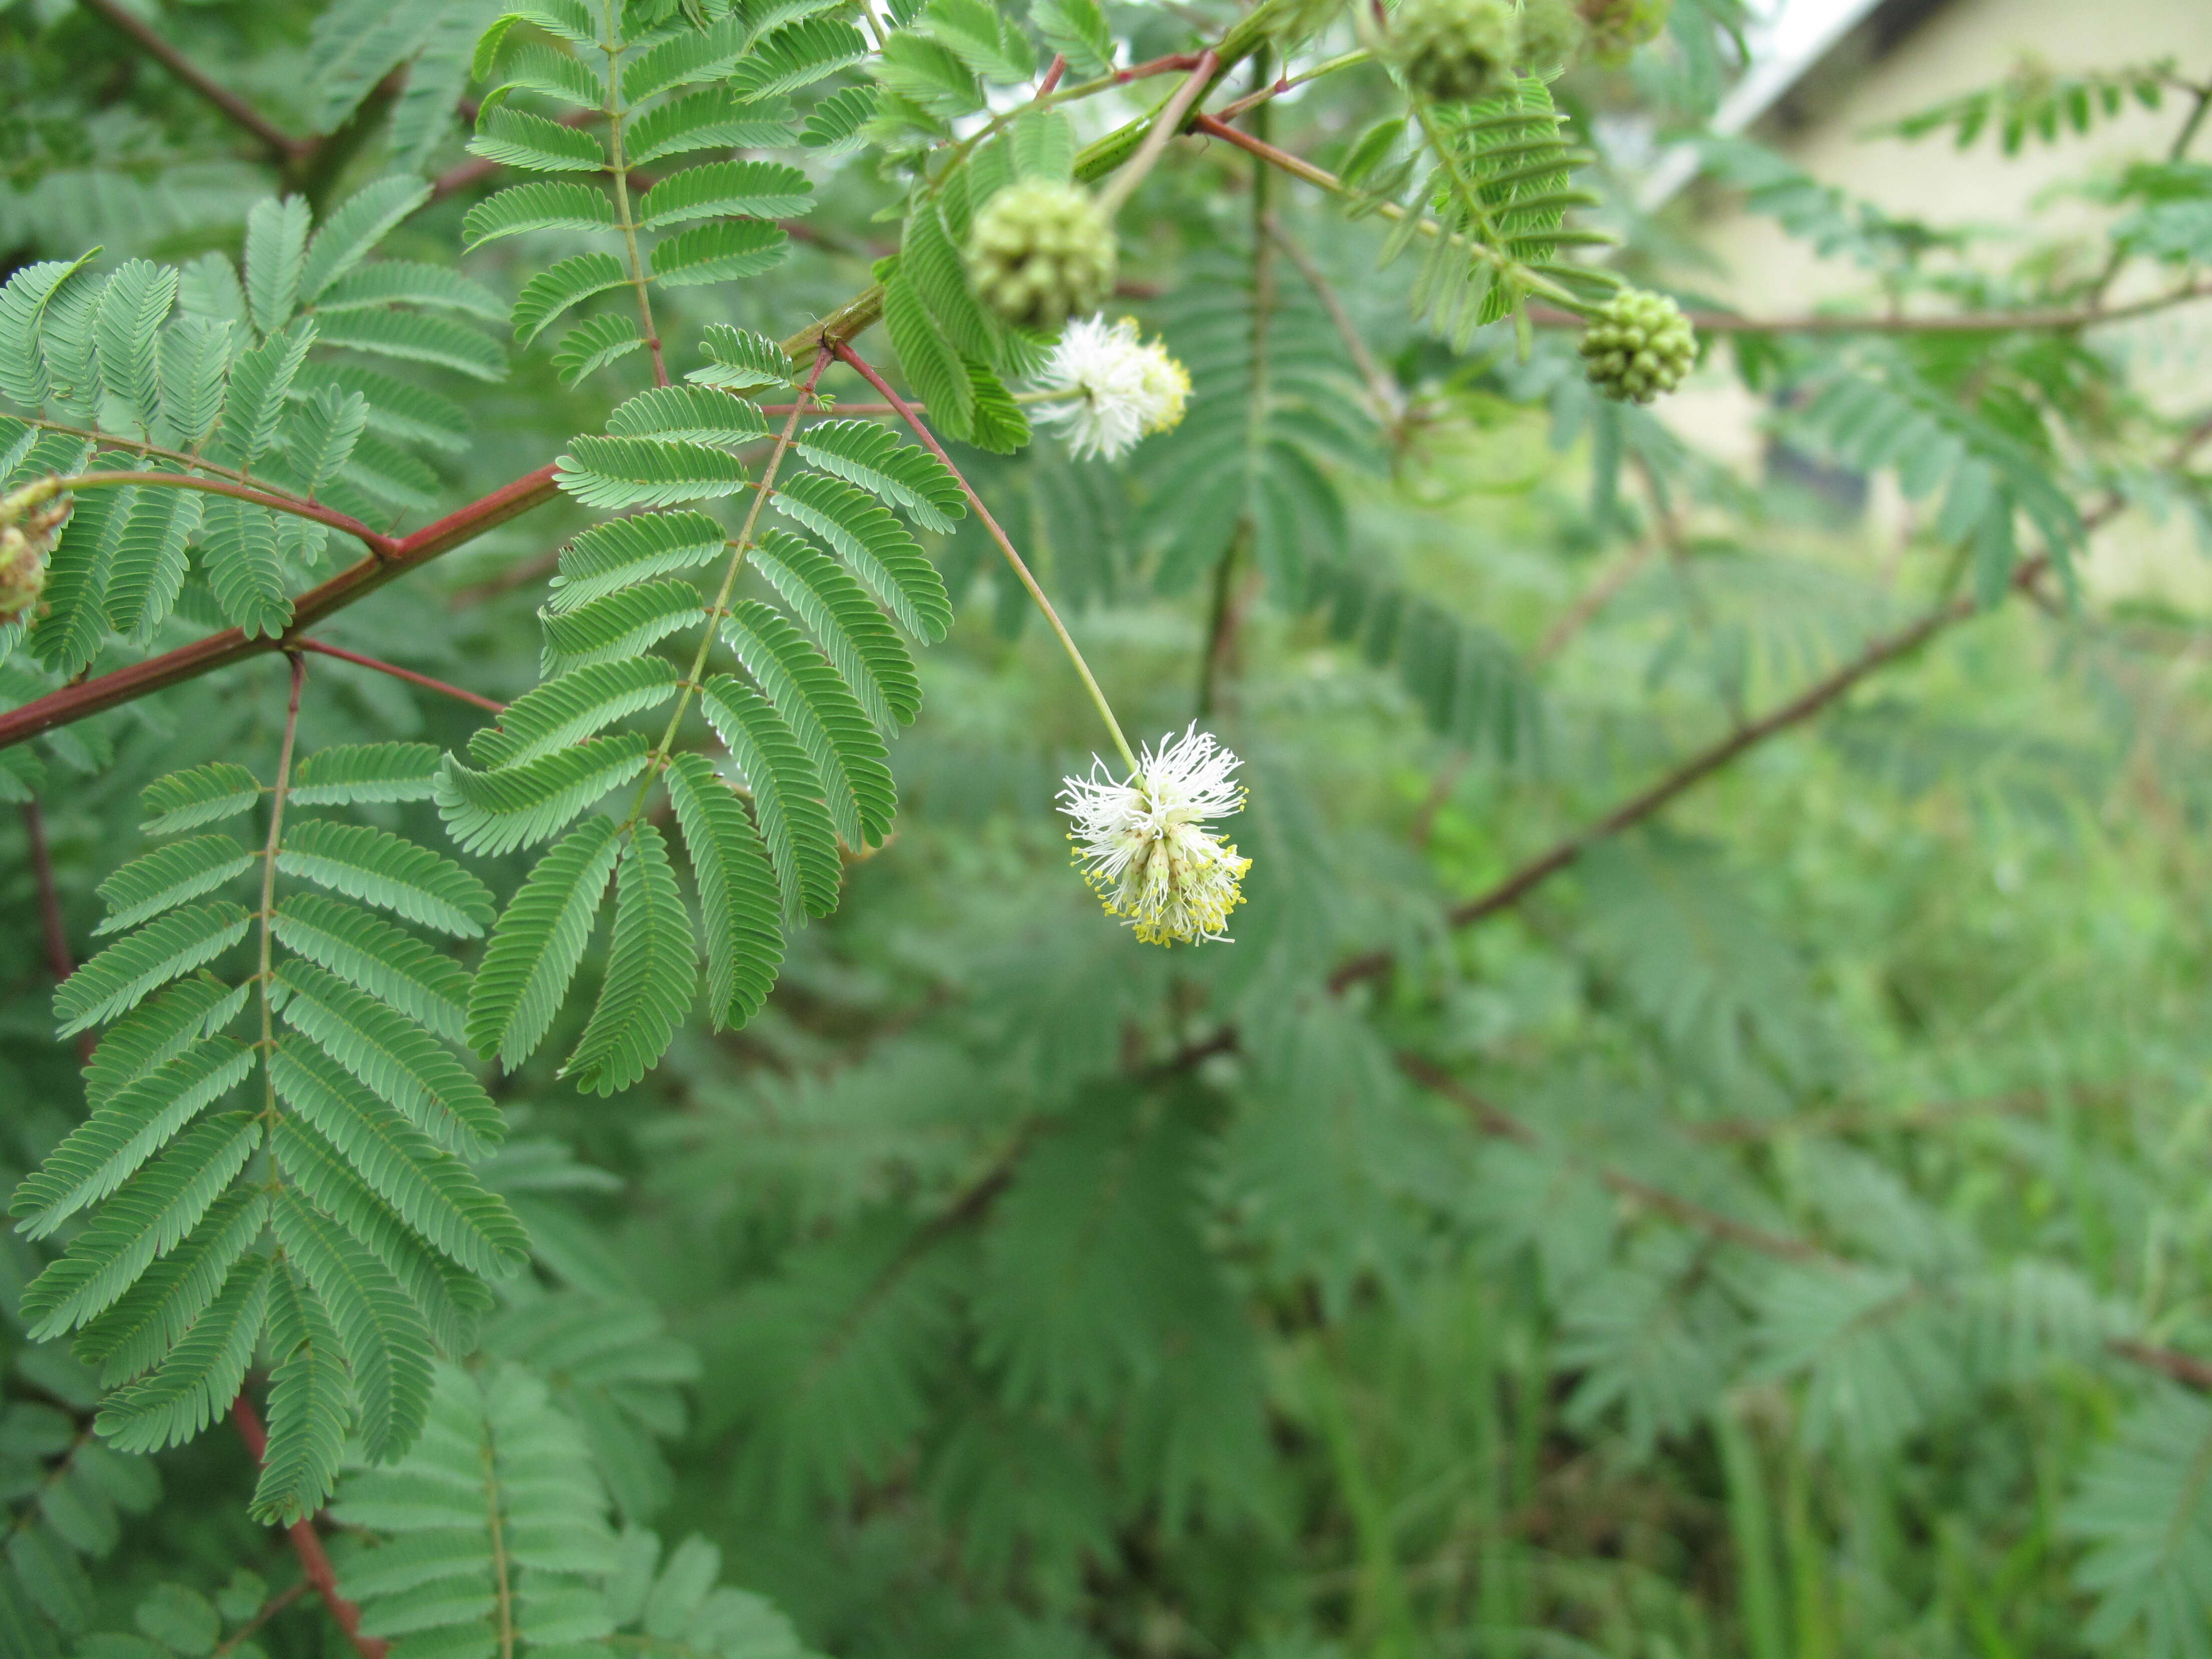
[77,0,311,165]
[1118,51,1205,82]
[1037,54,1067,94]
[293,639,505,713]
[0,465,560,752]
[230,1398,388,1659]
[22,796,94,1060]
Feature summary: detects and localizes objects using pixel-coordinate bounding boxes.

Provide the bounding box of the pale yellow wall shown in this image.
[1664,0,2212,607]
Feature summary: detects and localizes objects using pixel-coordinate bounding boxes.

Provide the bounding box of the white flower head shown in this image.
[1034,315,1192,462]
[1058,723,1251,946]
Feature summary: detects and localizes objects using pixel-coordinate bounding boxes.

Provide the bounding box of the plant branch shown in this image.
[230,1396,387,1659]
[833,342,1138,773]
[1096,50,1219,216]
[38,473,400,555]
[292,639,505,713]
[0,464,561,752]
[78,0,311,166]
[1331,556,2050,991]
[22,794,94,1061]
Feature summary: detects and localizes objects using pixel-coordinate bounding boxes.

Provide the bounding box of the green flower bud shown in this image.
[1391,0,1518,105]
[1579,0,1669,65]
[965,181,1117,333]
[1578,290,1697,404]
[0,483,71,624]
[1517,0,1586,72]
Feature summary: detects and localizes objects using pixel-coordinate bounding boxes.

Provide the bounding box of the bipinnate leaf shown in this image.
[466,815,623,1070]
[561,823,695,1096]
[750,529,922,729]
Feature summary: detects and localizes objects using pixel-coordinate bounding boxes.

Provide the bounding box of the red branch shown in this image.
[230,1398,387,1659]
[21,796,93,1061]
[77,0,311,166]
[0,465,560,751]
[293,640,506,713]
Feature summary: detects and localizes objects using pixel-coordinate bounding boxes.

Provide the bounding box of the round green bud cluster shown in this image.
[1517,0,1587,71]
[0,487,70,624]
[1581,0,1670,65]
[1578,290,1697,403]
[965,180,1117,333]
[1390,0,1518,105]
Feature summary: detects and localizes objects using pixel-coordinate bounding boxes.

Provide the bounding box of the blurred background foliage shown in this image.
[5,0,2212,1656]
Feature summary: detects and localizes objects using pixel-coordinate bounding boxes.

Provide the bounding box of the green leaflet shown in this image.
[721,599,897,849]
[313,309,507,383]
[268,1038,528,1279]
[665,753,783,1031]
[154,317,233,448]
[561,823,695,1095]
[750,528,922,730]
[435,732,653,858]
[104,483,203,643]
[554,314,648,385]
[244,196,311,337]
[556,436,751,510]
[20,1112,263,1340]
[84,977,249,1109]
[0,253,99,407]
[268,1115,497,1356]
[274,959,505,1158]
[276,817,497,938]
[462,182,618,250]
[271,1189,435,1464]
[538,580,706,674]
[271,893,472,1043]
[466,815,622,1070]
[794,418,967,532]
[73,1190,271,1386]
[252,1259,352,1525]
[301,177,437,304]
[54,903,252,1038]
[636,161,815,229]
[733,17,871,99]
[547,510,728,612]
[139,762,262,836]
[198,497,293,640]
[771,470,955,642]
[606,385,770,446]
[468,106,608,172]
[93,836,255,935]
[211,319,317,466]
[511,252,629,347]
[9,1036,254,1239]
[93,1253,272,1455]
[687,323,795,393]
[289,742,445,806]
[629,88,798,164]
[649,221,793,287]
[697,675,842,921]
[92,259,178,436]
[468,657,680,771]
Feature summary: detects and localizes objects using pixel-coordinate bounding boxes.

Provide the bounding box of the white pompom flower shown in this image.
[1058,723,1252,946]
[1033,315,1192,462]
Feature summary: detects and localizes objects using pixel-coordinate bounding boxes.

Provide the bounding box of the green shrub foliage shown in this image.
[2,2,2212,1656]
